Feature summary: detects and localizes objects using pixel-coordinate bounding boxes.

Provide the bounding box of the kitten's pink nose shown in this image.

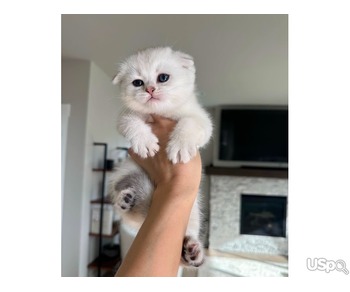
[146,86,155,94]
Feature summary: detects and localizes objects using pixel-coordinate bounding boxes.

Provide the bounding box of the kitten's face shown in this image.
[113,47,196,114]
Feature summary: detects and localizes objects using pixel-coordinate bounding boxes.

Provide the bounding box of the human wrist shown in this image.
[153,179,199,204]
[159,173,200,191]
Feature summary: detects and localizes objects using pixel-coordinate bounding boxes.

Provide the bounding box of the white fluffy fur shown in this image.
[110,47,213,267]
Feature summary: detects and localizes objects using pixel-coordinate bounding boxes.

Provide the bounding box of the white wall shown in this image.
[79,62,127,276]
[61,59,91,277]
[62,58,127,277]
[191,15,288,107]
[61,104,70,220]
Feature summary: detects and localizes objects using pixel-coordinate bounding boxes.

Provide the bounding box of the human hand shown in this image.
[128,115,202,192]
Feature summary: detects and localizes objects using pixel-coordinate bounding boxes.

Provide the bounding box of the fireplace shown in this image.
[209,175,288,256]
[240,194,287,238]
[197,169,289,277]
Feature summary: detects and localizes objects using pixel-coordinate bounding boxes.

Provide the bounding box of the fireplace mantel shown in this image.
[205,166,288,179]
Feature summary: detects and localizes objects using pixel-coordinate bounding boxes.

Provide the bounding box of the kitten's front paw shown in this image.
[166,139,198,164]
[181,236,205,267]
[115,188,136,212]
[131,134,159,158]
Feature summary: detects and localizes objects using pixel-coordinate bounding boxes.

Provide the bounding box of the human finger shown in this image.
[150,114,176,127]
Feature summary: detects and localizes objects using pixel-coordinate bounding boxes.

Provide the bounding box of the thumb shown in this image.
[128,148,140,163]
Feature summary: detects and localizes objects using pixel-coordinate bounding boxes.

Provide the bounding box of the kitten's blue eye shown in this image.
[157,73,170,83]
[132,79,144,87]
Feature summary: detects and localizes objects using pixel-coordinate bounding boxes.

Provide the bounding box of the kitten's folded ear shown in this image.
[175,51,195,71]
[112,73,122,85]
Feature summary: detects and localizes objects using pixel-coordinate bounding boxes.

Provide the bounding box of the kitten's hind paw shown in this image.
[115,188,136,212]
[181,236,205,267]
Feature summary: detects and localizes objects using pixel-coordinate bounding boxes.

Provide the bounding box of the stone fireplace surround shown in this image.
[198,167,288,277]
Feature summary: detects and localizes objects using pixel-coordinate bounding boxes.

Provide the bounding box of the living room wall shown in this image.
[62,59,127,276]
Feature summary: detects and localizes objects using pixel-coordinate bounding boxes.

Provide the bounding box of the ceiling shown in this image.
[62,14,288,106]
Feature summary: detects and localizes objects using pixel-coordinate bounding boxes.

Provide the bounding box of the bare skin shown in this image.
[115,115,202,277]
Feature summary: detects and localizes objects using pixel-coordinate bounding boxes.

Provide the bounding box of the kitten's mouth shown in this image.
[146,96,160,103]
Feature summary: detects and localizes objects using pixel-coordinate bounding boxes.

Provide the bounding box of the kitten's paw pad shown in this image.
[115,188,136,212]
[166,140,197,164]
[181,236,205,267]
[131,135,159,158]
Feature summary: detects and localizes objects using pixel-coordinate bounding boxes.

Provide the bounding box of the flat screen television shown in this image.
[213,105,288,168]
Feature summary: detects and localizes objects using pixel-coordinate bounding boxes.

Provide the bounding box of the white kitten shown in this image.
[109,47,212,267]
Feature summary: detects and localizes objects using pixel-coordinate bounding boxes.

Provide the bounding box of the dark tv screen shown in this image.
[219,108,288,164]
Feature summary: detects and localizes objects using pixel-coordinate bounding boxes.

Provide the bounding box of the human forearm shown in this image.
[115,183,198,277]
